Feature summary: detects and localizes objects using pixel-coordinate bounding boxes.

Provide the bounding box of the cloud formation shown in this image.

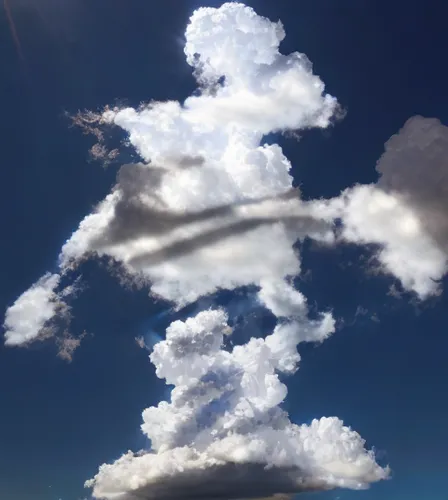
[3,273,62,346]
[375,116,448,291]
[306,115,448,299]
[11,2,448,499]
[54,1,341,310]
[338,184,446,298]
[3,272,85,359]
[87,309,386,500]
[73,3,386,498]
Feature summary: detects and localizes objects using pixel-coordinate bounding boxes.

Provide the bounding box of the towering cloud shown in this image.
[57,0,340,308]
[76,3,386,498]
[86,308,386,500]
[10,2,448,499]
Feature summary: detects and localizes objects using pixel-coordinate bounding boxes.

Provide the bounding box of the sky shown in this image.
[1,1,448,499]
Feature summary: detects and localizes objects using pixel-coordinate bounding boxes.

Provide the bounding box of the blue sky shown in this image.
[1,1,448,499]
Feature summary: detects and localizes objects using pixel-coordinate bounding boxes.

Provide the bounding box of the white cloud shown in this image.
[3,273,61,346]
[308,115,448,299]
[57,0,339,309]
[301,114,448,299]
[87,310,387,499]
[307,170,448,299]
[338,185,447,298]
[79,4,389,496]
[3,273,86,359]
[2,2,403,498]
[375,115,448,293]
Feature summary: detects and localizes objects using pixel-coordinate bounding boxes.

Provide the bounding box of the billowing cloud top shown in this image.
[57,0,340,309]
[5,1,448,499]
[86,310,386,500]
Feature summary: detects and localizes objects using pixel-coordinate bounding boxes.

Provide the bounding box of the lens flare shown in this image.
[3,0,25,63]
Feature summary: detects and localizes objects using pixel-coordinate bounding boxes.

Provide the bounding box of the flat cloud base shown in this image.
[117,462,327,500]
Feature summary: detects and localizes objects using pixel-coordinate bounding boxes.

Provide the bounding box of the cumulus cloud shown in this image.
[3,272,85,359]
[3,273,62,346]
[70,3,388,498]
[377,116,448,240]
[306,116,448,299]
[376,116,448,285]
[87,310,387,500]
[56,1,339,308]
[2,2,407,498]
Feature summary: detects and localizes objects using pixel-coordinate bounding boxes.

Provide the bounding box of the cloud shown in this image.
[76,3,387,498]
[63,115,448,303]
[57,0,340,309]
[88,458,322,500]
[135,336,148,350]
[86,310,387,499]
[89,161,315,254]
[377,116,448,250]
[306,116,448,299]
[3,273,62,346]
[56,330,89,363]
[339,184,446,298]
[3,273,85,360]
[376,116,448,282]
[60,184,333,307]
[3,2,397,498]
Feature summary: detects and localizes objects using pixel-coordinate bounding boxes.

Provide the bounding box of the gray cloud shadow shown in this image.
[92,161,302,250]
[128,214,328,269]
[122,462,327,500]
[376,115,448,255]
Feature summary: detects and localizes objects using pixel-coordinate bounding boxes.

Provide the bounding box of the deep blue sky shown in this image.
[1,1,448,499]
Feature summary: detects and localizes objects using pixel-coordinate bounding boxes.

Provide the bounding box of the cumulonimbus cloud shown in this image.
[5,2,448,499]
